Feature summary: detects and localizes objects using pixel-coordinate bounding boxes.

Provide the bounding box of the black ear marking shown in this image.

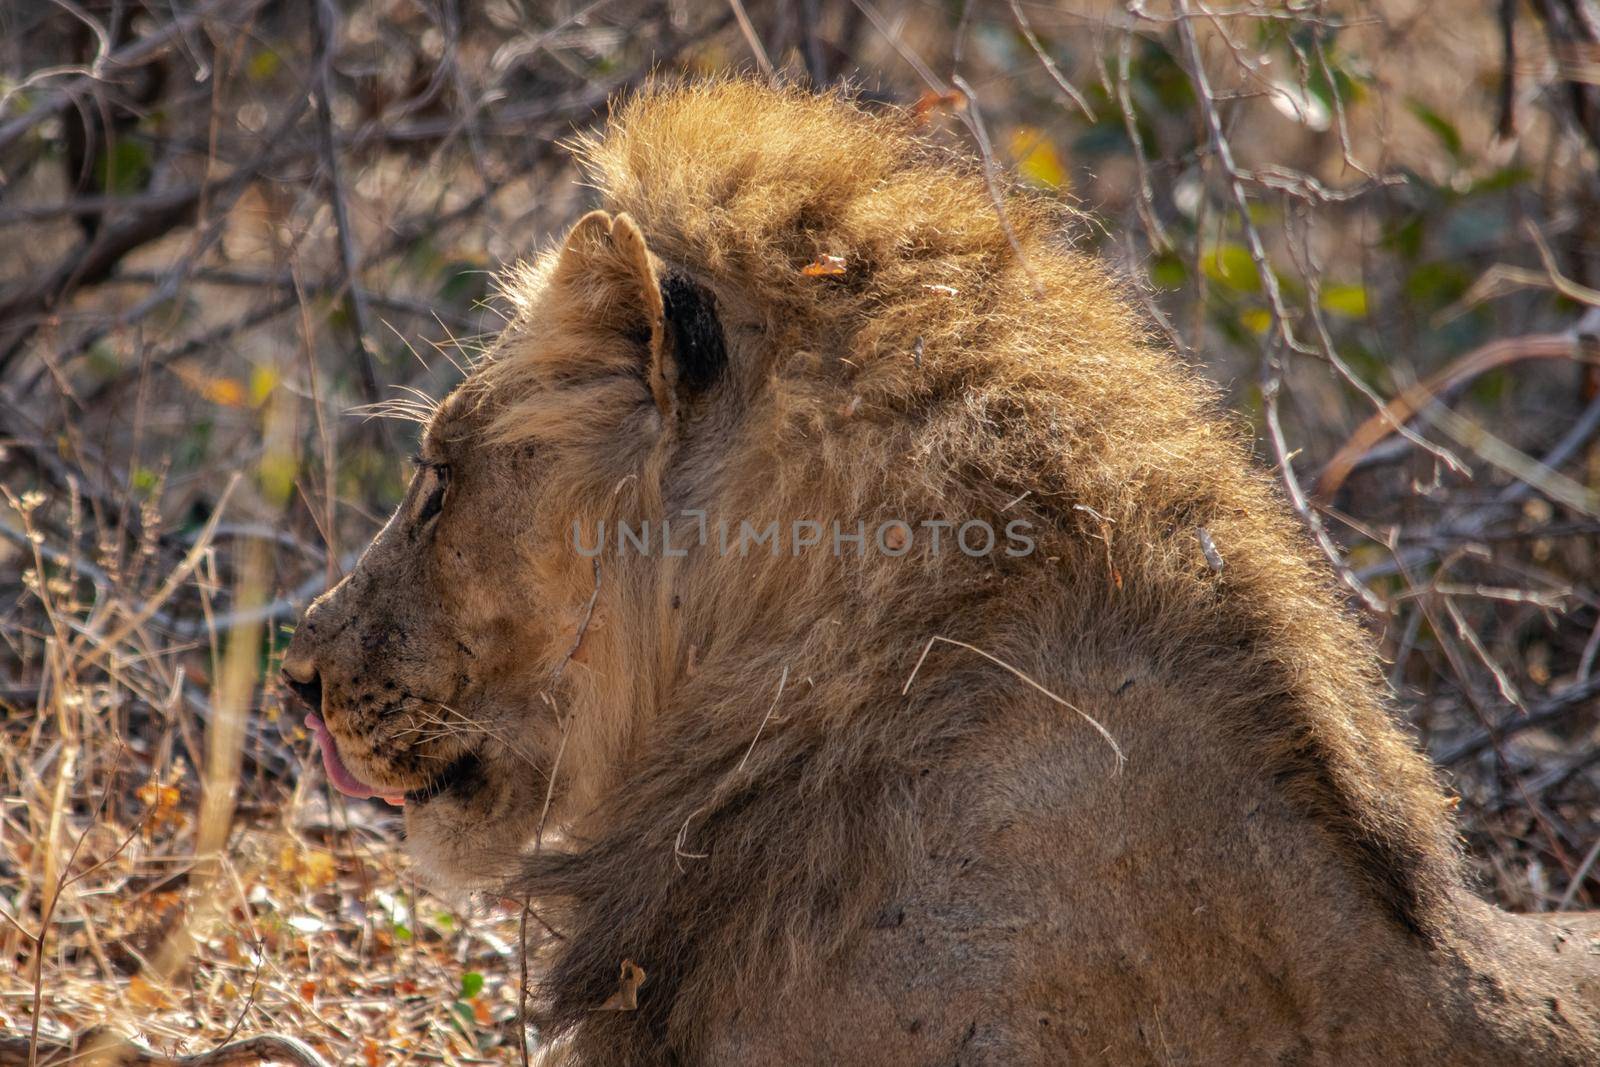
[659,269,727,394]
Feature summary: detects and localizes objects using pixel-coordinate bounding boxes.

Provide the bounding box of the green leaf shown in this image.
[248,50,280,81]
[259,452,297,507]
[1202,244,1262,294]
[393,923,412,941]
[459,972,484,1000]
[439,260,490,305]
[1404,261,1469,308]
[95,139,152,195]
[1464,166,1531,196]
[249,365,279,406]
[1148,253,1187,290]
[1238,308,1272,335]
[1407,99,1462,159]
[1319,284,1368,319]
[1382,215,1425,261]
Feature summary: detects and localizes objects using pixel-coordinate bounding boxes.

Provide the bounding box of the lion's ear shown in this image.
[551,210,725,423]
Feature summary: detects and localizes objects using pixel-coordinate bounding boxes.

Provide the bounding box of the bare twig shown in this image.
[903,635,1125,768]
[0,1029,332,1067]
[308,0,380,405]
[0,0,265,155]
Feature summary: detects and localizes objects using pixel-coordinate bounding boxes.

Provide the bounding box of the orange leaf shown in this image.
[363,1039,381,1067]
[800,254,847,277]
[299,850,337,889]
[129,975,171,1009]
[170,365,248,407]
[912,89,965,121]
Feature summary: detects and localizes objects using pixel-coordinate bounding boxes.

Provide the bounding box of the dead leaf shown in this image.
[299,849,337,889]
[129,975,171,1009]
[801,254,847,277]
[137,780,184,835]
[912,89,965,121]
[596,959,646,1011]
[170,365,248,407]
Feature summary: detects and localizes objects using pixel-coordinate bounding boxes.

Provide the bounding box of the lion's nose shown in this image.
[280,663,323,713]
[281,650,316,685]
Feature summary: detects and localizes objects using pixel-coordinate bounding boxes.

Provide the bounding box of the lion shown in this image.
[281,82,1600,1065]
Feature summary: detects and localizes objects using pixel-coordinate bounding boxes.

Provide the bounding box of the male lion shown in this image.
[282,82,1600,1065]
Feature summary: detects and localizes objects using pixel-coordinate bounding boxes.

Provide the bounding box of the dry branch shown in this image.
[0,1029,331,1067]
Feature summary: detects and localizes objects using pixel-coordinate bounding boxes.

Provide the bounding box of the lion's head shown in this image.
[280,206,718,883]
[278,83,1069,886]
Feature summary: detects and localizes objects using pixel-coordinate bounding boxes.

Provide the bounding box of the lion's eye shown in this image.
[417,466,449,525]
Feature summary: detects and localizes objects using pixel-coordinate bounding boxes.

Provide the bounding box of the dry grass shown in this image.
[0,469,526,1064]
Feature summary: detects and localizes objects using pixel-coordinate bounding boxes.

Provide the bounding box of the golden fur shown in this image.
[283,82,1600,1065]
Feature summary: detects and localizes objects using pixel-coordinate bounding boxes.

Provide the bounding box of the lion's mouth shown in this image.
[404,752,484,805]
[305,713,407,807]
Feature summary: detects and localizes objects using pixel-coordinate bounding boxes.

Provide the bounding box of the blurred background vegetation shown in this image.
[3,0,1600,1062]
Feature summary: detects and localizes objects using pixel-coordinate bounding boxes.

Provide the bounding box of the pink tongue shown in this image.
[305,713,405,806]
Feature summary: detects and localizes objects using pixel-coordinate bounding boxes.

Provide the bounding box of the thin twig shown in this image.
[0,1029,332,1067]
[902,635,1125,768]
[309,0,380,405]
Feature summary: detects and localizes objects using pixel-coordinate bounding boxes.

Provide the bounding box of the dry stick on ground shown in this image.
[22,746,134,1067]
[1348,306,1600,585]
[1282,201,1466,479]
[0,1030,331,1067]
[725,0,774,82]
[949,74,1044,298]
[1113,25,1170,252]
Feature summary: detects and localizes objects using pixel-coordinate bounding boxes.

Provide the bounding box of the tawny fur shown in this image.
[283,82,1600,1066]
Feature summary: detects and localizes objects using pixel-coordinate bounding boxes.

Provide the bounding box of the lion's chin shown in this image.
[398,751,541,891]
